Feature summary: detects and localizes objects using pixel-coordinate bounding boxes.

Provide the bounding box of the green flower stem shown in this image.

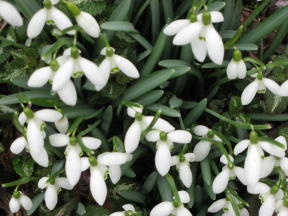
[77,136,95,157]
[205,108,271,130]
[224,25,244,49]
[49,168,65,182]
[141,110,162,140]
[213,130,233,155]
[0,36,26,48]
[101,33,110,47]
[78,120,101,137]
[225,190,241,216]
[12,112,26,136]
[227,187,249,207]
[2,177,37,188]
[165,174,181,204]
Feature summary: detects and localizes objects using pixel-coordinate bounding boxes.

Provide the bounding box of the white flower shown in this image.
[124,105,175,154]
[208,198,249,216]
[150,191,192,216]
[98,47,140,90]
[49,134,101,186]
[110,204,136,216]
[192,125,222,161]
[27,0,74,38]
[75,11,100,38]
[164,11,224,65]
[171,153,195,188]
[212,155,247,194]
[9,192,32,213]
[234,132,284,186]
[275,201,288,216]
[146,129,192,176]
[279,79,288,97]
[52,47,104,92]
[28,60,77,106]
[55,115,69,134]
[260,136,288,178]
[241,73,280,105]
[0,1,23,26]
[247,182,284,216]
[38,176,73,210]
[81,152,132,205]
[226,50,246,80]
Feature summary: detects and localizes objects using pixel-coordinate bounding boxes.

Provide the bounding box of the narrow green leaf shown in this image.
[157,176,173,201]
[222,0,235,30]
[249,113,288,121]
[27,193,44,215]
[150,0,160,42]
[142,171,158,194]
[147,104,181,117]
[206,2,226,11]
[200,158,212,186]
[234,43,258,51]
[161,0,173,21]
[101,106,113,135]
[184,98,207,127]
[159,59,189,68]
[101,21,137,32]
[62,106,97,119]
[14,0,41,18]
[135,90,164,106]
[118,190,146,204]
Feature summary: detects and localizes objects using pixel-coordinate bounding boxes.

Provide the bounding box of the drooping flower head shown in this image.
[227,49,247,80]
[0,0,23,26]
[9,191,32,213]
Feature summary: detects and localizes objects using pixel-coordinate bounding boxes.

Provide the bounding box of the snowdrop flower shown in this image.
[212,155,247,194]
[241,72,280,105]
[192,125,222,161]
[27,0,74,38]
[38,176,73,210]
[49,134,101,186]
[171,153,195,188]
[99,47,140,90]
[55,115,69,134]
[146,129,192,176]
[275,199,288,216]
[234,131,285,185]
[0,1,23,26]
[247,182,284,216]
[65,2,100,38]
[110,204,137,216]
[52,47,104,92]
[10,136,49,167]
[9,191,32,213]
[28,59,77,106]
[260,136,288,178]
[81,152,132,205]
[208,198,249,216]
[124,104,175,154]
[279,79,288,97]
[150,191,192,216]
[18,108,62,156]
[227,50,247,80]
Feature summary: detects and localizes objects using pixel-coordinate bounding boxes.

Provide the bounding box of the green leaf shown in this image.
[234,43,258,51]
[169,95,183,109]
[101,21,137,32]
[62,106,97,119]
[135,90,164,106]
[157,176,173,201]
[14,0,41,18]
[150,0,160,42]
[159,59,189,68]
[147,104,181,117]
[207,2,226,11]
[118,190,146,204]
[184,98,207,127]
[200,158,212,186]
[101,106,113,135]
[12,156,34,177]
[84,206,110,216]
[27,193,45,215]
[142,171,158,194]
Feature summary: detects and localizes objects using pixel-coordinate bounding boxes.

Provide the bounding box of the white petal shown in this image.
[27,120,44,155]
[30,148,49,167]
[193,125,209,136]
[38,177,49,189]
[49,133,69,147]
[179,164,192,188]
[175,207,192,216]
[124,121,141,153]
[142,116,175,132]
[9,197,20,213]
[55,177,73,190]
[81,137,101,150]
[220,154,234,165]
[55,116,69,134]
[122,204,135,211]
[155,142,171,176]
[78,57,104,87]
[127,104,143,118]
[228,202,237,216]
[184,153,195,162]
[35,109,62,122]
[45,185,58,210]
[28,67,52,87]
[281,157,288,176]
[90,167,107,206]
[145,130,160,142]
[212,168,230,194]
[112,55,139,79]
[210,11,224,23]
[234,140,249,155]
[276,136,287,149]
[52,58,74,91]
[98,152,131,166]
[208,198,226,212]
[247,182,270,194]
[193,141,211,161]
[178,191,190,203]
[10,137,27,154]
[109,165,121,184]
[259,195,275,216]
[65,147,81,186]
[19,195,33,210]
[150,201,174,216]
[49,7,74,34]
[263,78,280,95]
[110,213,125,216]
[173,22,202,45]
[167,130,192,144]
[244,145,261,185]
[27,9,47,38]
[0,1,23,26]
[226,60,238,80]
[234,167,247,185]
[237,60,247,79]
[57,80,77,106]
[171,156,179,166]
[97,58,111,90]
[279,80,288,96]
[241,80,259,105]
[260,156,275,178]
[259,141,285,158]
[18,112,27,125]
[240,208,249,216]
[205,25,224,65]
[80,157,90,171]
[76,11,100,38]
[163,19,190,36]
[191,36,207,62]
